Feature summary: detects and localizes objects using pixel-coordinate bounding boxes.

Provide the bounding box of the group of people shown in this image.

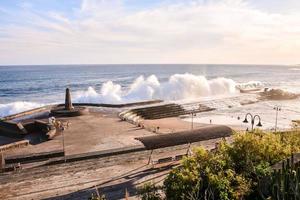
[48,117,69,131]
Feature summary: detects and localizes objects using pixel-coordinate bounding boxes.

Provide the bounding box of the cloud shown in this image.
[0,0,299,65]
[80,0,123,12]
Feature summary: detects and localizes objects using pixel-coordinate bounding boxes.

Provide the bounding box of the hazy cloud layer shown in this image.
[0,0,299,65]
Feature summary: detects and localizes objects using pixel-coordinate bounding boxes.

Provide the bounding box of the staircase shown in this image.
[120,103,214,122]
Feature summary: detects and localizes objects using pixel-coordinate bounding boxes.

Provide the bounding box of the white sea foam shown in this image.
[289,68,300,71]
[0,101,43,118]
[0,74,262,117]
[74,73,238,103]
[236,81,264,89]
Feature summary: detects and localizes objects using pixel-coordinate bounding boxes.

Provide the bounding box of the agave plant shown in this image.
[270,154,300,200]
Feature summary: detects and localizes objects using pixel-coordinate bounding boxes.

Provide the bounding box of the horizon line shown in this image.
[0,63,296,67]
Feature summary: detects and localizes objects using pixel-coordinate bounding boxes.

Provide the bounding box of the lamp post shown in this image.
[191,110,196,131]
[62,129,66,163]
[274,106,281,132]
[243,113,263,132]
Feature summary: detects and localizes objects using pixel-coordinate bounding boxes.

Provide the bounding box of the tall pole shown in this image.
[274,106,281,132]
[62,130,66,163]
[275,109,278,132]
[191,112,193,130]
[191,110,195,131]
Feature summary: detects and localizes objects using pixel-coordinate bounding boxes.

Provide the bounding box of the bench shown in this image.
[34,120,55,132]
[174,154,187,161]
[0,120,28,136]
[157,157,173,164]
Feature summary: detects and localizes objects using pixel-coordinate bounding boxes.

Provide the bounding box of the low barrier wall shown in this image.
[0,140,29,153]
[0,100,163,121]
[5,150,64,164]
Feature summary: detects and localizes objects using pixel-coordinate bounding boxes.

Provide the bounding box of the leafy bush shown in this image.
[137,182,163,200]
[88,193,106,200]
[163,130,300,200]
[164,145,251,200]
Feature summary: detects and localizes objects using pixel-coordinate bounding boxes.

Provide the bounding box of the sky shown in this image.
[0,0,300,65]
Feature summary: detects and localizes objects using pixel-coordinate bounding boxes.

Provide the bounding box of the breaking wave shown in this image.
[0,74,263,117]
[289,68,300,71]
[74,74,238,103]
[236,81,264,90]
[0,101,43,118]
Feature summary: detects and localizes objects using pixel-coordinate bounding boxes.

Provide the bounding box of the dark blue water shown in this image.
[1,64,297,104]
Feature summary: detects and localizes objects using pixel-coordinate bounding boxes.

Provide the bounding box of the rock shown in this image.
[259,88,299,100]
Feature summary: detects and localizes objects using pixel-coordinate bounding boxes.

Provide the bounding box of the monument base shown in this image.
[50,106,88,117]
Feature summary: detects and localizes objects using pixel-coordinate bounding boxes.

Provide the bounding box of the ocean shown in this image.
[1,64,300,130]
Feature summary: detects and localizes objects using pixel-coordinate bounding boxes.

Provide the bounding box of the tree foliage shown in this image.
[137,182,163,200]
[158,130,300,200]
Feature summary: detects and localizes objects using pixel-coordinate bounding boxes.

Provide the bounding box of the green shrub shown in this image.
[164,145,251,200]
[163,130,300,200]
[137,182,163,200]
[88,193,106,200]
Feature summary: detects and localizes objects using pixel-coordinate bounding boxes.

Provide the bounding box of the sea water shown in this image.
[1,64,300,130]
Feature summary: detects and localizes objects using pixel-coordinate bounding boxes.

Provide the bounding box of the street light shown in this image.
[274,106,281,132]
[62,129,66,163]
[190,110,197,131]
[51,118,67,163]
[243,113,263,132]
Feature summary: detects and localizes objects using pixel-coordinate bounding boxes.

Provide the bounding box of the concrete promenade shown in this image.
[0,102,230,199]
[0,138,223,200]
